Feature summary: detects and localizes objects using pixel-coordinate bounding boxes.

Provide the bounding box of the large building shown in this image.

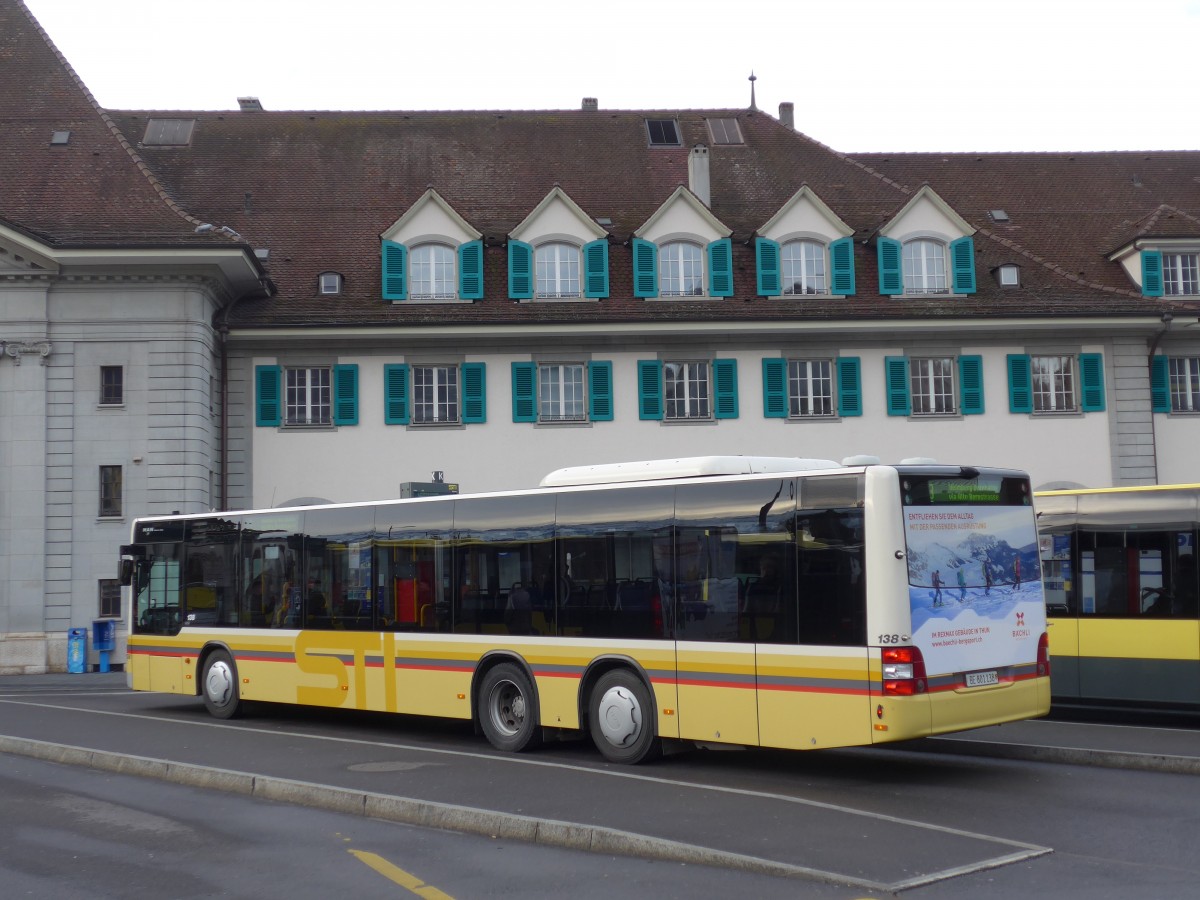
[3,0,1199,672]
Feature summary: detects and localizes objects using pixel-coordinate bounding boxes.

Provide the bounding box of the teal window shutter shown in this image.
[877,237,903,295]
[511,362,537,422]
[713,358,739,418]
[707,238,734,297]
[1007,354,1033,413]
[958,355,984,414]
[1141,251,1164,297]
[756,238,781,296]
[1150,355,1171,413]
[588,361,614,421]
[508,241,533,299]
[462,362,487,422]
[255,365,281,427]
[1079,353,1106,412]
[382,240,407,300]
[332,364,359,426]
[837,357,862,417]
[459,240,484,300]
[829,237,856,296]
[638,360,663,419]
[885,356,911,416]
[633,238,658,298]
[762,358,787,417]
[384,364,410,425]
[950,236,976,294]
[583,239,609,298]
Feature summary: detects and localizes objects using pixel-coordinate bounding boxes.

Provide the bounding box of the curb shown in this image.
[0,734,867,890]
[902,736,1200,775]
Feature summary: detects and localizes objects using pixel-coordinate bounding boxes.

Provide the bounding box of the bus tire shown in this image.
[478,662,542,753]
[588,669,661,764]
[201,650,242,720]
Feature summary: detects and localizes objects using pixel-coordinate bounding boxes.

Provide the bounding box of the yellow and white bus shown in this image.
[120,456,1050,763]
[1036,484,1200,710]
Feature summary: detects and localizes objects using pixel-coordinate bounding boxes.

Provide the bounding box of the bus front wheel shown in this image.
[478,662,542,753]
[588,669,661,764]
[201,650,242,719]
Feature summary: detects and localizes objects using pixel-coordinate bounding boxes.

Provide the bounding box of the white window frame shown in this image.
[410,244,457,300]
[412,364,460,425]
[535,243,581,299]
[910,357,957,416]
[1031,355,1077,413]
[319,272,343,295]
[1163,252,1200,296]
[998,265,1020,286]
[781,240,827,296]
[1168,356,1200,412]
[664,361,711,420]
[538,363,586,422]
[902,239,948,295]
[787,359,834,417]
[659,242,704,297]
[285,366,331,426]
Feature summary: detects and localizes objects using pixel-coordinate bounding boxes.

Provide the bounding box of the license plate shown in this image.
[965,670,999,687]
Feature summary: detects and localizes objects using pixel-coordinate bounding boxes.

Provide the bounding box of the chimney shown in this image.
[778,102,794,130]
[581,97,598,111]
[238,97,264,112]
[688,145,711,207]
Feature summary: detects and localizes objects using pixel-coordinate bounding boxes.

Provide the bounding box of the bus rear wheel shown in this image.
[478,662,542,753]
[201,650,242,719]
[588,669,661,764]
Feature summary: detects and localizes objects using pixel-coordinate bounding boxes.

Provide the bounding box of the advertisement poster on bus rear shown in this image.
[903,505,1044,675]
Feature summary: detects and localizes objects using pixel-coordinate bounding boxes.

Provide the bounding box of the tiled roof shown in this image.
[6,0,1200,328]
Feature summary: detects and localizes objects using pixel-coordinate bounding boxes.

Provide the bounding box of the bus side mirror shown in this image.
[119,558,135,586]
[118,544,145,586]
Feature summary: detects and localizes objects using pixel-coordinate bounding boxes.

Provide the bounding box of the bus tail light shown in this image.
[881,646,927,696]
[1037,632,1051,677]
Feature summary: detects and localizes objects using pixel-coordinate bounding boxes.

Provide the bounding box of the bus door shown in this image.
[1078,529,1200,704]
[130,541,183,692]
[758,475,869,751]
[1039,529,1080,698]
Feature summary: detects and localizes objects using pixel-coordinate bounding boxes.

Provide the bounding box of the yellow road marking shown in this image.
[348,850,455,899]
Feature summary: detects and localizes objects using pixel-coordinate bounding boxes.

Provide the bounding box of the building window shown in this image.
[99,465,122,518]
[412,365,460,424]
[781,240,827,295]
[100,366,123,406]
[410,244,456,299]
[788,360,834,417]
[535,244,581,299]
[706,118,743,145]
[142,118,194,146]
[319,272,343,295]
[1032,355,1076,413]
[99,579,121,618]
[665,361,711,420]
[538,363,586,422]
[903,240,948,294]
[285,367,331,426]
[646,119,681,146]
[1169,357,1200,412]
[910,357,957,416]
[660,242,704,296]
[998,265,1020,286]
[1163,253,1199,296]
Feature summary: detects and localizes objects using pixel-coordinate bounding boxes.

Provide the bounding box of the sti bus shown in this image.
[119,456,1050,764]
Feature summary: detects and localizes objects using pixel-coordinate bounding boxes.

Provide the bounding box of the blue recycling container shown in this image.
[66,627,87,674]
[92,620,116,673]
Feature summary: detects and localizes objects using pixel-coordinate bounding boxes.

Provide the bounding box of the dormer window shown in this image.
[660,241,704,296]
[782,240,827,295]
[903,239,948,295]
[409,244,456,299]
[318,272,343,295]
[535,243,581,298]
[997,264,1020,287]
[1163,252,1199,295]
[380,188,484,302]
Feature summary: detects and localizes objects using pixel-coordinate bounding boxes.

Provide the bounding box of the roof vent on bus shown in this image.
[899,457,939,465]
[842,455,880,466]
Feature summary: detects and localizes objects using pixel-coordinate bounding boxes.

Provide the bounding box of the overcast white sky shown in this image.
[22,0,1200,153]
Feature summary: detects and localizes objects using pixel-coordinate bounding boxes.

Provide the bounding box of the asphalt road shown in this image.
[1,673,1198,898]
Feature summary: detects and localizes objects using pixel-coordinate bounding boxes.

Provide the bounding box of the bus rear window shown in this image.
[901,473,1032,507]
